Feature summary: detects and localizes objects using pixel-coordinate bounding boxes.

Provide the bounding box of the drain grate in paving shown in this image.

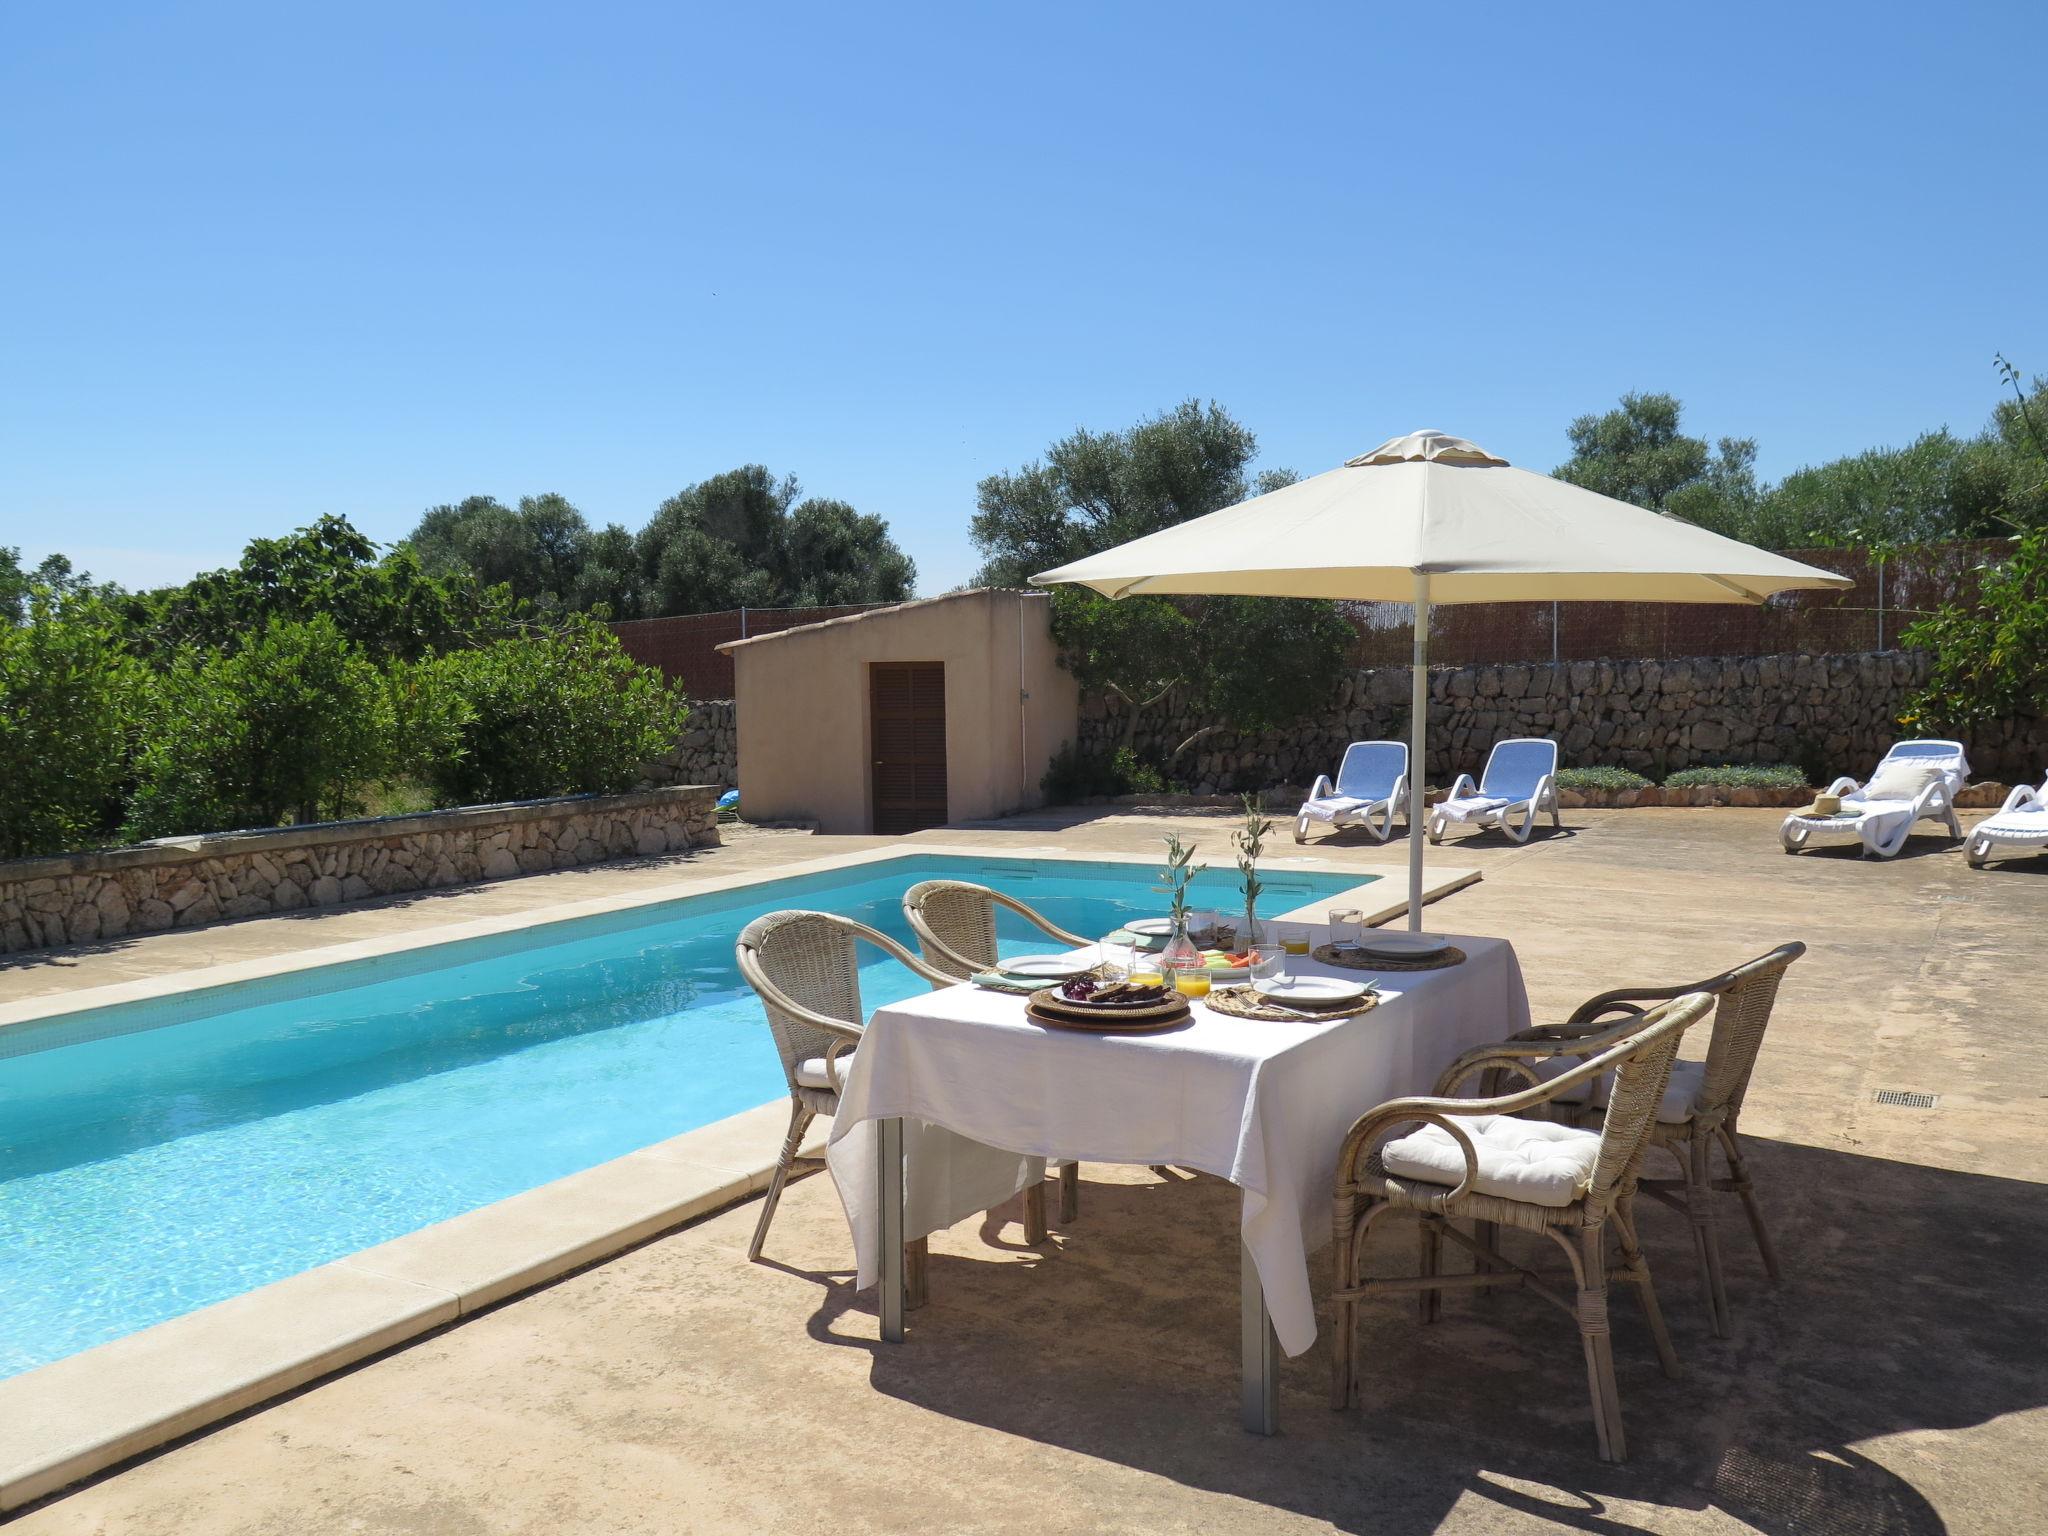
[1874,1089,1939,1108]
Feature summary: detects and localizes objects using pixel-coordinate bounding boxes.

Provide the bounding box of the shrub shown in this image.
[1663,763,1808,790]
[1555,766,1652,792]
[1900,529,2047,736]
[1040,743,1176,802]
[125,614,396,838]
[0,593,139,858]
[419,613,689,806]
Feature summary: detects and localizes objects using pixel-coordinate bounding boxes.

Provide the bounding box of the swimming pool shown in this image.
[0,853,1374,1378]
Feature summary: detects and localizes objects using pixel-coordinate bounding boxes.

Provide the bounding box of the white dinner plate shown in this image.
[1001,954,1094,980]
[1125,918,1176,938]
[1353,932,1451,960]
[1253,974,1369,1004]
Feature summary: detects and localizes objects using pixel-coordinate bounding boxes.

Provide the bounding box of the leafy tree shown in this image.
[129,515,504,664]
[1748,432,1985,548]
[974,401,1351,756]
[572,522,645,616]
[781,498,916,605]
[1554,392,1761,532]
[971,400,1263,586]
[416,613,691,805]
[407,494,631,616]
[637,482,784,615]
[1560,372,2048,548]
[1899,530,2048,736]
[0,587,139,857]
[3,548,112,625]
[125,614,396,837]
[636,466,914,614]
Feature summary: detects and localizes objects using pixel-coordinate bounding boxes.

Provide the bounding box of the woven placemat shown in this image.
[1312,942,1467,973]
[1205,987,1379,1023]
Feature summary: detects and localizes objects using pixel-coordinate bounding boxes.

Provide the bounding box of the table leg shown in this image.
[878,1116,905,1342]
[1240,1239,1278,1434]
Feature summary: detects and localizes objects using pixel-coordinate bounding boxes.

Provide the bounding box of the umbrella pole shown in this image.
[1408,572,1430,932]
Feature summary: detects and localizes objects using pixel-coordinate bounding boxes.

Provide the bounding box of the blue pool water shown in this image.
[0,854,1372,1378]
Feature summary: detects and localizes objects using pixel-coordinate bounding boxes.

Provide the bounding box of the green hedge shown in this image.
[1662,763,1808,790]
[1555,766,1653,791]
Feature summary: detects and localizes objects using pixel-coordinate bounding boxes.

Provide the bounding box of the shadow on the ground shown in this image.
[1781,835,1976,864]
[783,1138,2044,1535]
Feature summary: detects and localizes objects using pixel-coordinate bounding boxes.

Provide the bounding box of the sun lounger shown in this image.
[1295,740,1409,844]
[1965,774,2048,867]
[1427,737,1560,845]
[1779,739,1967,858]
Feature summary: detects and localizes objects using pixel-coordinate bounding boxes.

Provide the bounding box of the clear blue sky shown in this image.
[4,1,2042,594]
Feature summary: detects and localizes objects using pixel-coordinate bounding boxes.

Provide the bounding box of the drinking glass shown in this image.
[1248,944,1284,982]
[1172,960,1212,998]
[1191,907,1220,948]
[1129,952,1166,987]
[1329,908,1366,951]
[1273,923,1310,976]
[1097,940,1135,982]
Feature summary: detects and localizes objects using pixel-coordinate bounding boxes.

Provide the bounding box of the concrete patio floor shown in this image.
[9,808,2046,1534]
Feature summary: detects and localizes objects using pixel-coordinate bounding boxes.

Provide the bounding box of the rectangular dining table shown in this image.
[824,928,1530,1432]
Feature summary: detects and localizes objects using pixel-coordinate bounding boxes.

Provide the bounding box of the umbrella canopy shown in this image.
[1034,430,1852,604]
[1031,429,1852,930]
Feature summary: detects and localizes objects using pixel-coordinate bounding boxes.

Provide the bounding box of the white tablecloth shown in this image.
[826,932,1529,1357]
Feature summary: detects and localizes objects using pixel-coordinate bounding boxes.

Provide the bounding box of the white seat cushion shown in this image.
[794,1055,849,1092]
[1546,1056,1703,1124]
[1437,794,1511,823]
[1380,1114,1600,1208]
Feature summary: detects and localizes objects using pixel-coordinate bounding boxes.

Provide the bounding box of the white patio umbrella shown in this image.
[1032,429,1852,931]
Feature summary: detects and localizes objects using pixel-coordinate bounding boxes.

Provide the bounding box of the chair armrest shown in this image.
[1446,773,1477,802]
[1567,982,1692,1025]
[840,915,965,990]
[1431,1014,1656,1098]
[1009,898,1089,950]
[1534,772,1557,808]
[1308,774,1335,801]
[1826,776,1860,796]
[2002,783,2045,813]
[1388,771,1409,811]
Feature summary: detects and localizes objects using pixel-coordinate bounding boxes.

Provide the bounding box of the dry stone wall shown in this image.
[0,786,721,957]
[643,698,737,790]
[1078,651,2046,792]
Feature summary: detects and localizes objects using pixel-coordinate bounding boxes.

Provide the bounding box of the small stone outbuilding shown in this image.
[721,589,1078,834]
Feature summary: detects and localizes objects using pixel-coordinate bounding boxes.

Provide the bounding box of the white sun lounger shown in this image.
[1779,739,1968,858]
[1427,737,1560,845]
[1966,774,2048,867]
[1295,740,1409,844]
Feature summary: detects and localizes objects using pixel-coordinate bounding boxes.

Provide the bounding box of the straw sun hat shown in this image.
[1798,791,1845,818]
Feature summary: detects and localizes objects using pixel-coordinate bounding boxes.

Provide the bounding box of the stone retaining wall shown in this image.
[643,699,737,790]
[0,786,722,956]
[1079,651,2047,792]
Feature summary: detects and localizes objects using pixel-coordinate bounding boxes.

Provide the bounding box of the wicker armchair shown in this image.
[1331,993,1714,1463]
[1479,942,1804,1336]
[735,909,959,1277]
[903,879,1087,1233]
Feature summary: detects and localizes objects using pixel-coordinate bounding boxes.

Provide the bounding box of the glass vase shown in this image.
[1239,906,1264,950]
[1159,916,1204,975]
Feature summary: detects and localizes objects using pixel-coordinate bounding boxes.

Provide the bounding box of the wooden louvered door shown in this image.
[869,662,948,834]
